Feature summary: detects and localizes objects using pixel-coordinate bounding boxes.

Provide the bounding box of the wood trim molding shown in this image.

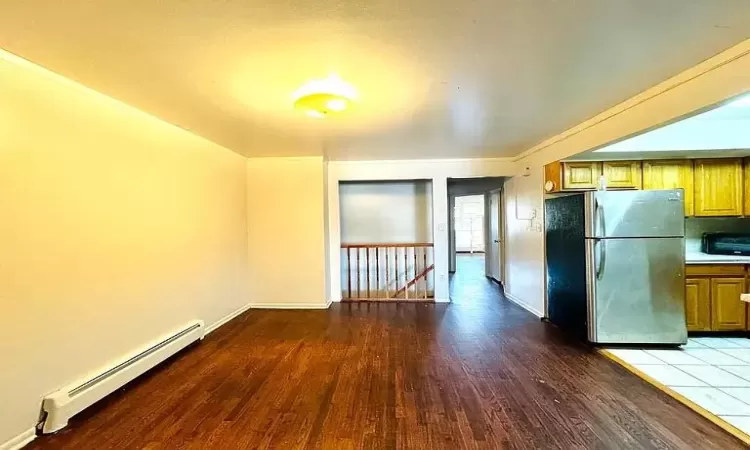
[249,300,332,309]
[504,292,543,318]
[205,303,253,335]
[341,242,434,248]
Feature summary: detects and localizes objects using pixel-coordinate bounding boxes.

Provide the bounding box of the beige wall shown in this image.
[246,157,328,308]
[0,54,249,444]
[339,180,433,244]
[502,170,545,317]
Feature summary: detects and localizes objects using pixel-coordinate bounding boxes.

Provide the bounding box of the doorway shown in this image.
[446,177,506,302]
[453,194,486,280]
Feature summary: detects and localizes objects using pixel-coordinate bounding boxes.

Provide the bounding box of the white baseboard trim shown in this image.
[250,298,332,310]
[504,292,543,318]
[434,297,450,303]
[1,428,35,450]
[205,303,253,335]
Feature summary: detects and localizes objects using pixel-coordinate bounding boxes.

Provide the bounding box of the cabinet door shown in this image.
[643,160,694,216]
[602,161,642,189]
[711,277,747,331]
[694,159,743,216]
[685,278,711,331]
[563,162,601,190]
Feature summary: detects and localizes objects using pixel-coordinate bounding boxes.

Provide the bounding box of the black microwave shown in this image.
[702,233,750,256]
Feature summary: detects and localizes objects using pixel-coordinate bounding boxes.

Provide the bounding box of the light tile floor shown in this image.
[604,337,750,437]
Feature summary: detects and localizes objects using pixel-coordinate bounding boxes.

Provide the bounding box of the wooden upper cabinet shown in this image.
[710,277,747,331]
[745,158,750,216]
[562,162,601,190]
[642,160,694,216]
[602,161,642,189]
[544,162,563,193]
[694,158,744,217]
[685,278,711,332]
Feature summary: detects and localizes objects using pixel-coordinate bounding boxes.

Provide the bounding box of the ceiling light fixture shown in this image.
[293,74,356,118]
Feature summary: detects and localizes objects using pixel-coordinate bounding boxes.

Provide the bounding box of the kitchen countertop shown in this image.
[685,251,750,265]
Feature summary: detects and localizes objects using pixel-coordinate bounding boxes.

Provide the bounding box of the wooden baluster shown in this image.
[375,248,379,299]
[413,246,418,298]
[385,248,390,299]
[356,248,361,299]
[347,248,352,299]
[404,246,409,300]
[394,247,398,300]
[366,247,370,298]
[423,247,428,299]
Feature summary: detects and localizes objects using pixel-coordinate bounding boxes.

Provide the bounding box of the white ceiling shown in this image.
[1,1,749,160]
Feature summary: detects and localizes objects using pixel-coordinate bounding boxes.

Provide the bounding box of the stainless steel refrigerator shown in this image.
[545,189,687,344]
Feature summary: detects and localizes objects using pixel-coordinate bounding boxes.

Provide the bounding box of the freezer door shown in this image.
[585,190,684,238]
[545,194,588,339]
[586,237,687,344]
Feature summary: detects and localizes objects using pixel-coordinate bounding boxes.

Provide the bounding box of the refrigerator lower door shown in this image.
[586,237,687,344]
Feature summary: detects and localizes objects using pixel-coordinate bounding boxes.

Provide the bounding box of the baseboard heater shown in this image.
[40,320,205,434]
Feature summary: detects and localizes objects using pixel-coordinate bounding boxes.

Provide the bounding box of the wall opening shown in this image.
[338,180,434,300]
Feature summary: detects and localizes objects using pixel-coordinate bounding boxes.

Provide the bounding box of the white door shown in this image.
[488,191,502,281]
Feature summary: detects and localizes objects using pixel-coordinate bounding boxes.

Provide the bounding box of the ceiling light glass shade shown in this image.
[293,74,355,117]
[294,93,351,117]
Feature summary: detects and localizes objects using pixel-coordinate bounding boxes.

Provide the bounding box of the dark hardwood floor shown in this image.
[28,255,744,449]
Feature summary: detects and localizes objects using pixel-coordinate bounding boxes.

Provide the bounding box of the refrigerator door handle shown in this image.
[596,239,606,279]
[596,199,606,236]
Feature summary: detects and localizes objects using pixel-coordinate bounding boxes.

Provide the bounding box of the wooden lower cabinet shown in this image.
[710,277,747,331]
[685,278,711,331]
[684,265,749,333]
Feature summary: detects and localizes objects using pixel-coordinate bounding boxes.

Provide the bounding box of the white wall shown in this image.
[502,170,545,317]
[0,52,249,446]
[246,157,328,308]
[339,181,433,244]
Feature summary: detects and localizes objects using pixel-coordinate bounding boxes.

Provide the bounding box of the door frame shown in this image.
[486,188,505,285]
[499,188,507,287]
[448,194,456,273]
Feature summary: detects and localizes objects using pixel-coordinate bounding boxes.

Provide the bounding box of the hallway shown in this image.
[30,273,743,449]
[450,254,494,304]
